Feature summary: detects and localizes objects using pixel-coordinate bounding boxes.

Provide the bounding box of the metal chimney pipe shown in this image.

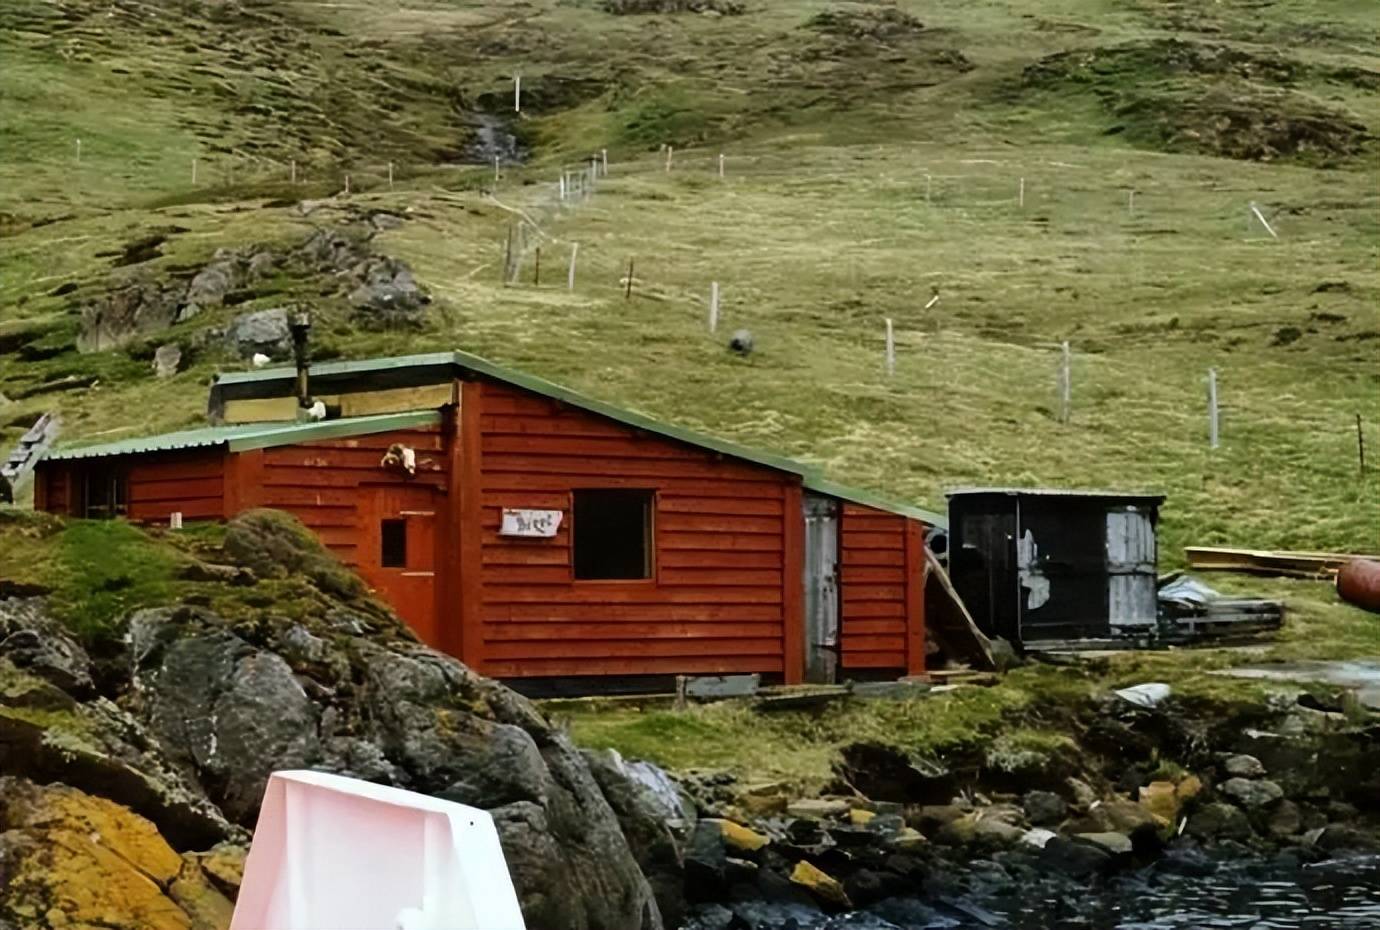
[289,311,312,409]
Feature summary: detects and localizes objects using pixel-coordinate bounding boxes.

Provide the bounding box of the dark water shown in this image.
[691,854,1380,930]
[914,854,1380,930]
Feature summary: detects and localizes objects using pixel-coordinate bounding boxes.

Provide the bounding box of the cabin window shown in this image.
[573,490,652,580]
[81,469,128,519]
[381,519,408,568]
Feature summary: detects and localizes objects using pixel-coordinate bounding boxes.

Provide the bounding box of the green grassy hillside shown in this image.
[1,0,1377,567]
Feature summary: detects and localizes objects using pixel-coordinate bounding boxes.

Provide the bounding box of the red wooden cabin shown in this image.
[35,351,941,690]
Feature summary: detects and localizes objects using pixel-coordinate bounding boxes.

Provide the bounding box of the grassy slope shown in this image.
[0,0,1377,776]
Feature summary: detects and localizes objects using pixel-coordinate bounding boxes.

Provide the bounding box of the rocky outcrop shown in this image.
[77,227,428,353]
[0,509,661,930]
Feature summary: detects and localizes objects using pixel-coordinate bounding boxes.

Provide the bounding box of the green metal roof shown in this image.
[213,349,813,478]
[805,477,947,528]
[45,411,442,461]
[204,349,949,526]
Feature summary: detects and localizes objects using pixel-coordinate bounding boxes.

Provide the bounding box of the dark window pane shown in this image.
[82,471,127,519]
[381,519,407,568]
[573,490,652,580]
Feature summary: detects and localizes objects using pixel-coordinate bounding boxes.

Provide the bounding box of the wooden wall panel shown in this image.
[839,502,914,671]
[476,381,797,680]
[125,450,226,523]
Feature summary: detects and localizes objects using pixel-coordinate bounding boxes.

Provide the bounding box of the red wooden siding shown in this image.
[476,381,800,681]
[839,502,925,672]
[37,451,228,522]
[250,426,446,568]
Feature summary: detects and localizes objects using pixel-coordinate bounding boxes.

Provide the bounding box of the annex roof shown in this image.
[44,411,442,461]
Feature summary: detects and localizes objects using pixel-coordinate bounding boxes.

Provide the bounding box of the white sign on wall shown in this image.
[500,508,563,538]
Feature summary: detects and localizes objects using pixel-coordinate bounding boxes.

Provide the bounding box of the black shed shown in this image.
[946,488,1165,647]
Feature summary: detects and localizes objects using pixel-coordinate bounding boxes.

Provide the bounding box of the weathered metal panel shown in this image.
[1106,507,1158,628]
[803,494,840,684]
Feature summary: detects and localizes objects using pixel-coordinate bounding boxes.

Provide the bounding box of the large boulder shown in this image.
[223,308,292,360]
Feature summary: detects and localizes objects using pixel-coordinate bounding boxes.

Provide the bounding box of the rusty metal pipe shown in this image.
[1336,558,1380,613]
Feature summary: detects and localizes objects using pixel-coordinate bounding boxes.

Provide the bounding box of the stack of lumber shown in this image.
[1185,546,1378,579]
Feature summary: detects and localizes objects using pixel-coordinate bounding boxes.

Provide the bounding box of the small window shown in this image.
[81,470,127,519]
[381,519,408,568]
[573,490,652,580]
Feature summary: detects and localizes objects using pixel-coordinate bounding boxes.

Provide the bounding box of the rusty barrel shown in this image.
[1336,558,1380,613]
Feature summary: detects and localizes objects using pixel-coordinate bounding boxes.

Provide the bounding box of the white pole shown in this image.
[718,153,725,178]
[388,162,394,189]
[591,157,599,188]
[1249,202,1278,239]
[925,173,932,203]
[709,281,720,333]
[75,138,81,164]
[192,158,198,185]
[601,148,608,175]
[344,174,351,195]
[1208,368,1220,449]
[559,174,566,200]
[568,243,578,291]
[291,159,297,184]
[1128,189,1135,215]
[494,154,500,183]
[1059,340,1071,423]
[665,146,673,172]
[885,318,896,377]
[514,75,521,112]
[1019,176,1025,208]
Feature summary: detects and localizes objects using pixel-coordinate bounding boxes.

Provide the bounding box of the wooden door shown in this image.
[358,484,440,647]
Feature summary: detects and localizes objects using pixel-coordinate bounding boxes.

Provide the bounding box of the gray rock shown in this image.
[1267,799,1302,837]
[1220,776,1284,809]
[1023,789,1068,826]
[186,259,239,308]
[586,749,693,927]
[0,623,92,695]
[1039,835,1113,877]
[152,343,182,378]
[78,281,183,352]
[144,631,320,825]
[1075,831,1133,856]
[224,308,291,359]
[1065,776,1099,811]
[1224,754,1266,778]
[1185,801,1254,841]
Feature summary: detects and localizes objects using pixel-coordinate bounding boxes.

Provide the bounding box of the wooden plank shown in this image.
[459,381,485,666]
[658,513,781,535]
[841,584,906,602]
[842,566,906,584]
[483,585,781,605]
[481,415,631,439]
[130,476,224,502]
[482,434,712,462]
[782,480,805,685]
[478,388,558,417]
[221,396,299,423]
[659,550,781,569]
[844,515,906,533]
[484,637,783,660]
[263,448,445,472]
[480,491,572,510]
[904,519,926,675]
[481,474,784,496]
[482,621,783,641]
[841,652,905,669]
[484,603,783,622]
[483,565,575,585]
[660,568,783,587]
[844,619,908,635]
[842,502,887,517]
[842,531,906,549]
[261,486,371,508]
[292,505,365,529]
[842,601,909,618]
[482,654,783,678]
[129,498,223,521]
[661,532,782,553]
[482,547,573,566]
[657,496,783,516]
[842,549,905,567]
[337,384,455,418]
[262,467,446,489]
[482,453,770,482]
[839,634,906,652]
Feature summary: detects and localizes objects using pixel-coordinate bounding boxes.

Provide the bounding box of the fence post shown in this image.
[1058,341,1071,423]
[494,154,500,183]
[534,246,541,286]
[1019,176,1025,208]
[709,281,720,333]
[503,225,514,286]
[192,158,198,185]
[885,318,896,377]
[568,243,578,291]
[1249,202,1278,239]
[1358,413,1367,475]
[602,148,608,175]
[291,159,297,184]
[514,74,521,112]
[719,153,725,178]
[388,162,394,190]
[344,174,351,195]
[75,138,81,164]
[1208,367,1220,449]
[665,146,673,172]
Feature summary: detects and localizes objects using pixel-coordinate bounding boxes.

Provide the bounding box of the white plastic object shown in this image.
[230,770,525,930]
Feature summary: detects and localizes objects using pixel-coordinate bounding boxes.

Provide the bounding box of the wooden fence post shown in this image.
[709,281,720,332]
[1208,367,1220,449]
[567,243,578,291]
[1058,341,1071,423]
[625,258,634,299]
[885,318,896,377]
